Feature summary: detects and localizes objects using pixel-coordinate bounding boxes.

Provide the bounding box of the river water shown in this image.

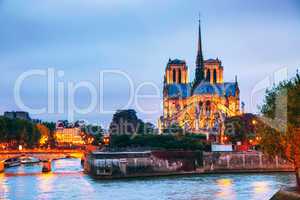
[0,159,296,200]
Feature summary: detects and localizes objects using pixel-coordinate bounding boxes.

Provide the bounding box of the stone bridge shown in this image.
[0,149,84,161]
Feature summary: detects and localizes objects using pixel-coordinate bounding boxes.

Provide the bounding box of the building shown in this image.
[56,120,86,129]
[159,20,240,138]
[54,120,94,147]
[4,111,31,121]
[54,127,85,146]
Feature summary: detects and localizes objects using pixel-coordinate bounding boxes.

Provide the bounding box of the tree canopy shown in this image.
[259,72,300,161]
[224,113,257,144]
[0,117,41,148]
[109,109,155,135]
[109,134,208,151]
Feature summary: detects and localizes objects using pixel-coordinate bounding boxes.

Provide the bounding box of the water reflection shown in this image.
[0,173,9,200]
[52,158,83,173]
[216,178,236,200]
[0,161,296,200]
[252,181,270,193]
[37,172,55,199]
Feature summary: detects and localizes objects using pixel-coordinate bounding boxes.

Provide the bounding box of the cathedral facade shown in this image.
[159,21,240,136]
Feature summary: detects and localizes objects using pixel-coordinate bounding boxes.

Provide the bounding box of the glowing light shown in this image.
[39,136,48,145]
[217,178,233,187]
[252,181,270,193]
[216,178,236,199]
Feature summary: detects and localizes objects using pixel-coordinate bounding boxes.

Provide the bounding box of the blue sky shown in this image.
[0,0,299,128]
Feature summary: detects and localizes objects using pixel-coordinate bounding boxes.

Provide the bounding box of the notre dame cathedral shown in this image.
[159,20,241,137]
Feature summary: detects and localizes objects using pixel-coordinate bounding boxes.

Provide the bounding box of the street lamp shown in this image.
[103,135,110,146]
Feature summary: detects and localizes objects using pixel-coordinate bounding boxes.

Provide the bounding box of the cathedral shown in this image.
[159,21,241,138]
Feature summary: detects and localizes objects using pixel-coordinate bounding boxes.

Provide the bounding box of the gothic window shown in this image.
[199,101,203,114]
[178,69,181,83]
[213,69,217,83]
[184,113,191,121]
[206,70,210,82]
[173,69,176,83]
[206,101,211,115]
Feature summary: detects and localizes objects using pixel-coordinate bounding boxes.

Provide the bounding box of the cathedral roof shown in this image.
[165,82,238,99]
[165,83,191,98]
[167,59,186,66]
[204,58,221,64]
[193,82,238,97]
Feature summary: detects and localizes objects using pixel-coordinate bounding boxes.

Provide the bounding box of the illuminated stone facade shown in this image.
[54,128,85,146]
[159,21,240,135]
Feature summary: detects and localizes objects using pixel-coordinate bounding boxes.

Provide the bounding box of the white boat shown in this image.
[4,158,21,168]
[20,157,40,164]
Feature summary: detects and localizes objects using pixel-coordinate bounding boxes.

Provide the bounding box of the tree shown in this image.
[41,121,56,147]
[109,109,145,135]
[259,72,300,187]
[109,134,206,150]
[0,117,41,148]
[36,123,50,147]
[42,121,56,132]
[224,113,257,144]
[144,122,156,134]
[85,124,105,144]
[163,123,184,135]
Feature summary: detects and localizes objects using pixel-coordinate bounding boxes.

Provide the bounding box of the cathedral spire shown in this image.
[195,16,205,83]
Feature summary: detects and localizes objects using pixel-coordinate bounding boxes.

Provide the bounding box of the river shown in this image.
[0,159,296,200]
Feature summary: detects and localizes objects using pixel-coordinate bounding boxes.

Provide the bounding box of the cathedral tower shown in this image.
[165,59,188,84]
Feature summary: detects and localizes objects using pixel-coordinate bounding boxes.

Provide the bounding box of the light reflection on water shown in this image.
[0,159,296,200]
[216,178,236,200]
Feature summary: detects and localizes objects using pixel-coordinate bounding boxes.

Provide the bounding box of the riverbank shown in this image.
[85,150,294,179]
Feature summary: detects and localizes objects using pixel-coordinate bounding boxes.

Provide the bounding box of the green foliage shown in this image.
[261,73,300,126]
[259,72,300,160]
[163,123,184,135]
[258,122,287,159]
[224,113,256,143]
[85,124,105,144]
[41,121,56,147]
[110,134,207,150]
[0,117,41,148]
[42,121,56,133]
[109,109,155,135]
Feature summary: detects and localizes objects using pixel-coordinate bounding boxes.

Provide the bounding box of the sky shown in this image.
[0,0,299,128]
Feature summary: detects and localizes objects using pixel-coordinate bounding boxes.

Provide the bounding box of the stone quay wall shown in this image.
[203,152,294,172]
[86,151,203,178]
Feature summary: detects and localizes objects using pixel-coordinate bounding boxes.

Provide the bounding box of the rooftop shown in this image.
[204,58,221,64]
[167,58,186,65]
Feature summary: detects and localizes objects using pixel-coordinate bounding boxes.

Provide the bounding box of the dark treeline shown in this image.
[0,116,41,148]
[109,134,209,151]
